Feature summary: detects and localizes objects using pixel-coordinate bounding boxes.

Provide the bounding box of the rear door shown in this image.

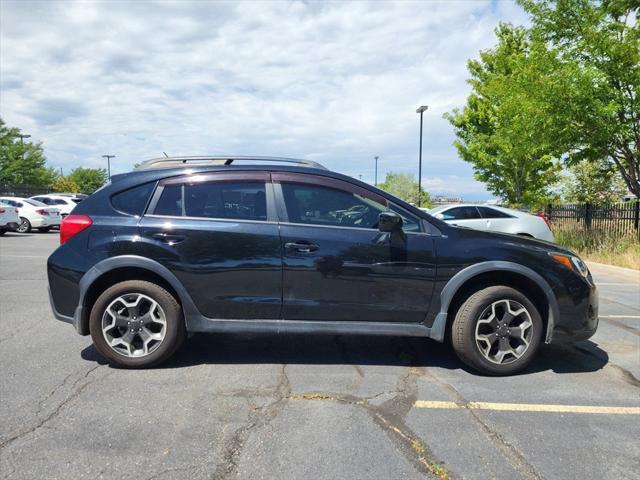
[139,171,282,319]
[273,172,436,323]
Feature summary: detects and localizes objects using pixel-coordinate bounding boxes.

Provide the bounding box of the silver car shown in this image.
[427,204,554,242]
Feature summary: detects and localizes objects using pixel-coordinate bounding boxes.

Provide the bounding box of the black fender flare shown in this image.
[428,261,558,344]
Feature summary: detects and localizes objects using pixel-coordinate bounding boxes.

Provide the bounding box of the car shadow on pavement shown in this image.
[81,333,609,375]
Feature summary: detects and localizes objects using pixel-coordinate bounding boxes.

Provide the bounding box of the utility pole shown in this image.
[374,156,379,187]
[102,154,115,180]
[18,134,31,161]
[416,105,428,207]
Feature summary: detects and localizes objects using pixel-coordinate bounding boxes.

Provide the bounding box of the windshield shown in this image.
[24,199,46,206]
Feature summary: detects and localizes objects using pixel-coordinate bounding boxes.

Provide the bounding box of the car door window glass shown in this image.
[184,182,267,221]
[389,205,422,232]
[441,206,481,220]
[281,183,386,229]
[477,206,512,219]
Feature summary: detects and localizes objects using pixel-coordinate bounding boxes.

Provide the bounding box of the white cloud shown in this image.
[0,0,529,198]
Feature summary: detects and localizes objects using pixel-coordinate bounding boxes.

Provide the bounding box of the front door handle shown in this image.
[285,241,319,253]
[151,232,185,245]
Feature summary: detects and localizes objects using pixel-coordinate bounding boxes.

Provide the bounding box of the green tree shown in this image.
[378,172,433,207]
[560,159,627,203]
[68,167,107,193]
[518,0,640,197]
[445,24,561,207]
[0,118,57,187]
[51,176,80,193]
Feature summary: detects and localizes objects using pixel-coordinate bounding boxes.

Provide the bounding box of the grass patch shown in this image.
[553,228,640,269]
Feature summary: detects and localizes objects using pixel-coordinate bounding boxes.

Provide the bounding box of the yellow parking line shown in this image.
[414,400,640,415]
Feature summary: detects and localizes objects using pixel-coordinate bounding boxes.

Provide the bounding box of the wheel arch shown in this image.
[76,256,199,335]
[429,261,558,344]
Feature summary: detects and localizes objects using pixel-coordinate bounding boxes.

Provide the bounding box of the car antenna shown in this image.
[162,151,169,158]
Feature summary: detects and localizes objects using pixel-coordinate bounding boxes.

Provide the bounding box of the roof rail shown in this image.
[135,156,327,171]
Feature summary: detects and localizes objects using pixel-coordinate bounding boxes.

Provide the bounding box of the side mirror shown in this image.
[378,211,403,232]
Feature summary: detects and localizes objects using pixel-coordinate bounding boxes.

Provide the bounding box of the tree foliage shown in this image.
[445,24,562,207]
[378,172,433,207]
[560,159,627,203]
[0,118,57,187]
[52,176,80,193]
[68,167,107,193]
[518,0,639,197]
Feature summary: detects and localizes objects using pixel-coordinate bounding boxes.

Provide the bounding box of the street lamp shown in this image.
[102,154,115,180]
[18,134,31,161]
[416,105,428,207]
[374,156,379,186]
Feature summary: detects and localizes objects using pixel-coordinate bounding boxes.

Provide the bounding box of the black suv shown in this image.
[47,156,598,375]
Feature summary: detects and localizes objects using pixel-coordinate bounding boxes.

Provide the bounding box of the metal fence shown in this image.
[546,200,640,237]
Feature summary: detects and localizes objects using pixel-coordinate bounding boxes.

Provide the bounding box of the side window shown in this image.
[281,183,386,229]
[477,206,512,219]
[112,182,156,216]
[184,182,267,220]
[154,184,183,216]
[54,199,68,205]
[389,205,422,233]
[32,197,44,203]
[442,206,481,220]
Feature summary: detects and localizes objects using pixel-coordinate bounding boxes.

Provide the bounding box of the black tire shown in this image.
[0,229,5,236]
[89,280,185,368]
[451,285,543,376]
[17,217,31,233]
[38,227,52,232]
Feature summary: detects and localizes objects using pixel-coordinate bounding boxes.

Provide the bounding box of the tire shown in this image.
[0,229,5,236]
[451,285,543,376]
[38,227,52,232]
[17,217,31,233]
[89,280,185,368]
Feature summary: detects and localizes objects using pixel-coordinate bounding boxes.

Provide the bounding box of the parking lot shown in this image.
[0,232,638,480]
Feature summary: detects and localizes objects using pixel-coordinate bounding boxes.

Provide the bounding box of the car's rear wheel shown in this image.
[0,229,5,236]
[38,227,52,232]
[89,280,185,368]
[17,217,31,233]
[451,286,542,375]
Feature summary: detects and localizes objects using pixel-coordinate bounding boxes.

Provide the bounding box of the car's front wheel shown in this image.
[451,286,542,375]
[89,280,185,368]
[17,217,31,233]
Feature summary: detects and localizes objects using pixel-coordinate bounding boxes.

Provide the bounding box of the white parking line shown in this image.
[414,400,640,415]
[596,282,640,286]
[600,315,640,319]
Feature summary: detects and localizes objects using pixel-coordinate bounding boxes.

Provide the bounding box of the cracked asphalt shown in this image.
[1,233,639,480]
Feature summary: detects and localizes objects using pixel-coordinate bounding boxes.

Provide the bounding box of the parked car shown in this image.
[47,156,597,375]
[428,204,554,242]
[0,197,62,233]
[0,201,21,235]
[30,194,79,216]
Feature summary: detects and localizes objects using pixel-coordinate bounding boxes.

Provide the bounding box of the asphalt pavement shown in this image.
[1,233,638,480]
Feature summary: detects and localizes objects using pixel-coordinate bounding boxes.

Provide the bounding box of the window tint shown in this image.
[184,182,267,220]
[53,199,68,205]
[154,184,183,216]
[281,183,386,229]
[441,206,481,220]
[112,182,156,216]
[477,206,512,219]
[390,205,422,232]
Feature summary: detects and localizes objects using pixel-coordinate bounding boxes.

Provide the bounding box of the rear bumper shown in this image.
[48,286,85,334]
[32,217,61,227]
[1,222,19,231]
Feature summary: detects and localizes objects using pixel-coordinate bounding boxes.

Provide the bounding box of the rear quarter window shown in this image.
[111,182,156,216]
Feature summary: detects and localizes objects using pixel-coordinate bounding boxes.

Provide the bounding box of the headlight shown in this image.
[549,252,589,277]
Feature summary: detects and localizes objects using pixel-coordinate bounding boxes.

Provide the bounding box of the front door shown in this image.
[273,173,436,323]
[139,171,282,319]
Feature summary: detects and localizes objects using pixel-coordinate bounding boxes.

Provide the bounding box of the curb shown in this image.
[586,261,640,276]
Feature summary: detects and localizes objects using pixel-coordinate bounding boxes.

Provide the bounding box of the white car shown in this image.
[0,201,21,235]
[30,194,80,216]
[428,204,554,242]
[0,197,62,233]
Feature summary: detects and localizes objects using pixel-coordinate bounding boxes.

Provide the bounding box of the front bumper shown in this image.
[2,222,19,231]
[550,278,599,343]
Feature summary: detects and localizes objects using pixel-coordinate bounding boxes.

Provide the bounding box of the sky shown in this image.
[0,0,529,200]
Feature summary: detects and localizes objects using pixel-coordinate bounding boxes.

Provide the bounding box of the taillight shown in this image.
[0,208,4,214]
[60,214,92,244]
[36,209,49,215]
[536,213,551,230]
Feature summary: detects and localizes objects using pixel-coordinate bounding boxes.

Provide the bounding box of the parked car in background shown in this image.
[428,204,554,242]
[0,201,21,235]
[30,194,79,216]
[47,156,597,375]
[0,197,61,233]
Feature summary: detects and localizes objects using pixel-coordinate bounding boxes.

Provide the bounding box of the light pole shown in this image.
[18,134,31,161]
[374,156,379,186]
[416,105,428,207]
[102,154,115,180]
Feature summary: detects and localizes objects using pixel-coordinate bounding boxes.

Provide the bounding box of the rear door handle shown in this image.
[285,241,319,253]
[151,232,185,244]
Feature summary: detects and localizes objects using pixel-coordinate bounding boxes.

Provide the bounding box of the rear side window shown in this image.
[441,206,481,220]
[153,181,267,221]
[477,206,513,219]
[111,182,155,216]
[53,199,68,205]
